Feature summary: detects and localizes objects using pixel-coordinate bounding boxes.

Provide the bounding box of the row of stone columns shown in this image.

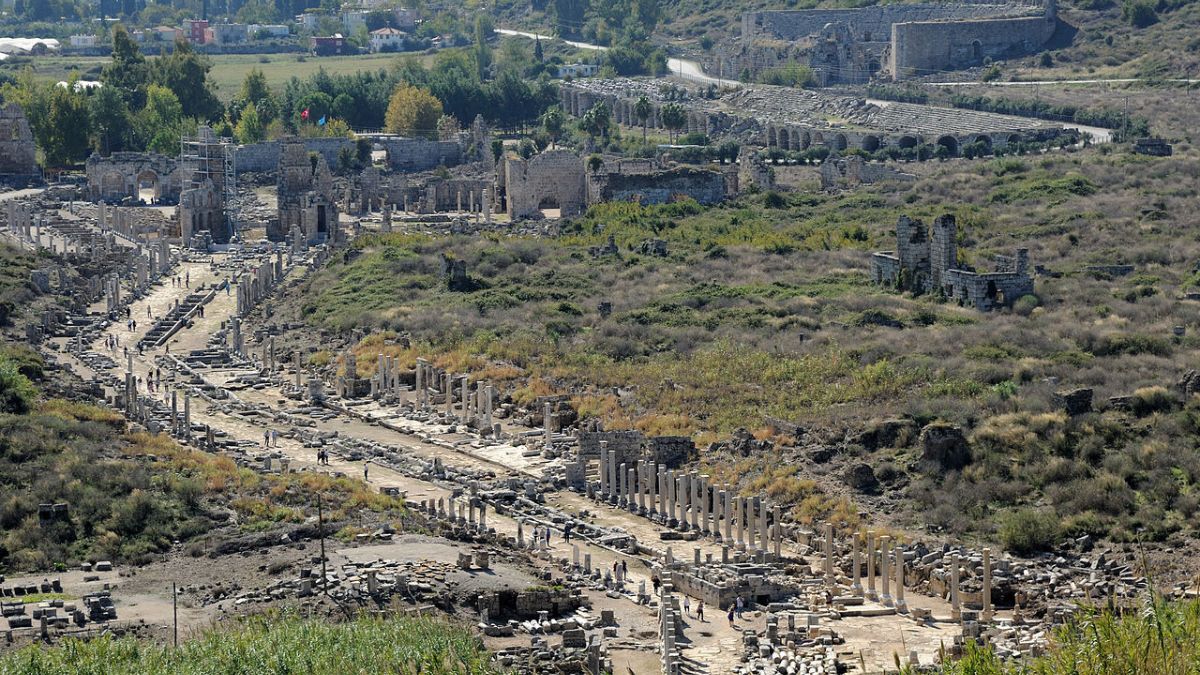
[831,527,993,621]
[595,448,783,558]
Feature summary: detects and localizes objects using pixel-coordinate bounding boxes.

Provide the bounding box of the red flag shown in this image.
[301,108,310,121]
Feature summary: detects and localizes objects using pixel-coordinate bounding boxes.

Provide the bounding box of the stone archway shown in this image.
[936,136,959,156]
[861,135,881,152]
[136,169,161,203]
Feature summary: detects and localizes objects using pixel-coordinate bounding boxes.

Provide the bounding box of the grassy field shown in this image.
[1,52,437,101]
[0,613,497,674]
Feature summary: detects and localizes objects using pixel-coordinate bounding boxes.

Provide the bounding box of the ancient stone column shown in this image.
[627,466,636,512]
[478,502,486,528]
[724,488,733,541]
[759,497,769,552]
[689,473,700,529]
[773,506,783,559]
[699,478,710,534]
[658,466,669,517]
[950,553,962,621]
[735,497,745,549]
[823,522,834,583]
[609,451,619,505]
[484,385,494,429]
[171,391,178,434]
[982,548,994,622]
[599,445,610,498]
[183,394,191,443]
[543,402,553,447]
[676,474,687,528]
[715,490,727,541]
[894,543,907,613]
[637,462,646,513]
[666,470,676,523]
[458,374,468,417]
[517,520,524,547]
[619,463,628,508]
[749,497,762,552]
[415,359,424,406]
[649,463,659,516]
[444,372,453,416]
[866,531,877,600]
[851,532,862,596]
[880,535,892,607]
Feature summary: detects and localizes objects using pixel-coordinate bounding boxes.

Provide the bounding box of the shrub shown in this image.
[997,507,1061,554]
[0,357,36,414]
[1122,0,1157,26]
[1013,294,1039,316]
[1129,386,1177,416]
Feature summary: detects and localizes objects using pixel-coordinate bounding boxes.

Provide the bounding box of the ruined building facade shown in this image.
[0,103,39,179]
[732,0,1057,83]
[872,214,1033,310]
[275,140,340,245]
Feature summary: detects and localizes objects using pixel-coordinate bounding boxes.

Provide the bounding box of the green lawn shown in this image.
[2,51,438,102]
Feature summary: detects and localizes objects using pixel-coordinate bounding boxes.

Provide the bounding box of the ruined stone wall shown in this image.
[578,430,644,462]
[504,150,586,220]
[646,436,694,468]
[943,269,1034,310]
[819,156,914,189]
[743,2,1033,43]
[890,11,1056,78]
[0,104,37,178]
[590,167,728,207]
[85,152,181,202]
[232,137,462,174]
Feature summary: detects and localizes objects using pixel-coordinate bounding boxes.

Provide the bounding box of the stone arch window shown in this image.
[972,40,983,61]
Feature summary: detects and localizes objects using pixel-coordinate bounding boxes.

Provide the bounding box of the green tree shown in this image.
[42,82,91,167]
[541,105,564,147]
[136,84,184,155]
[474,15,494,80]
[551,0,586,37]
[659,101,686,142]
[152,39,222,121]
[384,84,443,135]
[89,84,132,155]
[239,68,271,106]
[634,95,652,142]
[578,101,611,142]
[634,0,660,34]
[235,101,265,143]
[533,36,544,62]
[101,25,148,108]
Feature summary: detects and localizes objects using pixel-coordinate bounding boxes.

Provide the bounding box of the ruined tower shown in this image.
[929,214,957,292]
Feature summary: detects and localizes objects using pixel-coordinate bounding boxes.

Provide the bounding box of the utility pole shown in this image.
[1122,96,1129,142]
[317,492,327,592]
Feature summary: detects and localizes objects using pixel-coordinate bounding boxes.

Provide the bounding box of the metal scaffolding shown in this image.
[180,127,238,240]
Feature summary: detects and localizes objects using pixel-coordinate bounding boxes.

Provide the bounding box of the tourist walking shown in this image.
[727,605,735,627]
[697,602,704,622]
[683,597,690,616]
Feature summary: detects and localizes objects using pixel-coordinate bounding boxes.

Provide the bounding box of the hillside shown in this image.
[264,145,1200,558]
